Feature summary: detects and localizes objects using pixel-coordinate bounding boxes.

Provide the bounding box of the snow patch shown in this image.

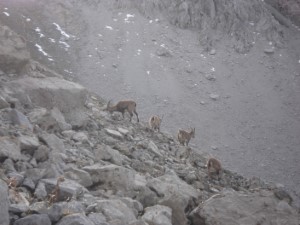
[49,38,56,43]
[105,26,113,30]
[53,23,74,39]
[3,12,10,16]
[35,44,50,57]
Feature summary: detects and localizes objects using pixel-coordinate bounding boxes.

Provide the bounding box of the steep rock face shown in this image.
[113,0,282,52]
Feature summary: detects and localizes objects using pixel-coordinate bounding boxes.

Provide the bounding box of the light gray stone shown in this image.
[83,164,136,197]
[7,77,88,126]
[0,137,21,161]
[92,199,137,224]
[72,132,89,143]
[0,180,9,225]
[87,213,108,225]
[14,214,51,225]
[94,144,125,166]
[64,167,93,188]
[33,145,49,162]
[0,95,9,109]
[18,135,39,154]
[56,213,94,225]
[142,205,172,225]
[47,201,85,222]
[105,128,123,139]
[0,25,30,74]
[9,108,33,130]
[120,197,143,217]
[41,178,88,202]
[148,141,163,158]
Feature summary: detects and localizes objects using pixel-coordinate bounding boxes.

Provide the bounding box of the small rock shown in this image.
[105,129,123,139]
[72,132,89,143]
[87,213,108,225]
[264,47,275,54]
[33,145,49,162]
[62,130,76,139]
[205,74,216,81]
[0,96,9,109]
[148,141,163,158]
[56,213,94,225]
[142,205,172,225]
[22,178,36,191]
[118,127,129,135]
[209,94,219,100]
[155,48,172,57]
[209,49,216,55]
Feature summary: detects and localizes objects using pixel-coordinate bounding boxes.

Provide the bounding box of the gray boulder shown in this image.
[0,180,9,225]
[146,171,200,224]
[9,108,33,131]
[83,164,136,197]
[0,137,21,161]
[13,214,51,225]
[33,145,49,162]
[64,167,93,188]
[41,178,88,201]
[142,205,172,225]
[56,213,94,225]
[0,24,30,74]
[87,213,108,225]
[94,144,126,166]
[0,95,9,109]
[18,135,39,154]
[47,201,85,223]
[189,189,300,225]
[6,77,88,126]
[91,199,137,224]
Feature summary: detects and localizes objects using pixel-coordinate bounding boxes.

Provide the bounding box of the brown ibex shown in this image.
[206,157,222,178]
[177,128,195,146]
[106,100,139,122]
[149,115,163,132]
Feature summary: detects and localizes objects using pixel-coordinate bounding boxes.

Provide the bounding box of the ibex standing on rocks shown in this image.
[106,100,139,122]
[149,115,163,132]
[206,157,222,178]
[177,128,195,146]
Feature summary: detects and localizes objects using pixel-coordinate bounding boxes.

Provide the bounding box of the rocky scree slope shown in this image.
[0,21,299,225]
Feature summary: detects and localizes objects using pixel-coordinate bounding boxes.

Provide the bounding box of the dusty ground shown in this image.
[1,0,300,206]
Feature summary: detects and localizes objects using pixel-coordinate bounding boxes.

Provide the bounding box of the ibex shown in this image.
[106,100,139,122]
[206,157,222,178]
[149,115,163,132]
[177,128,195,146]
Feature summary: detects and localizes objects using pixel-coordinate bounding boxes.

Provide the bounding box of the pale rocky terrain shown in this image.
[0,0,300,224]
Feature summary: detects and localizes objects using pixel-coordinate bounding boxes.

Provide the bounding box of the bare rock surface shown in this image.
[189,189,300,225]
[0,2,299,225]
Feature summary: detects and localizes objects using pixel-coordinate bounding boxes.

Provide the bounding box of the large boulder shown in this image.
[89,199,137,224]
[6,77,88,126]
[0,136,21,161]
[56,213,94,225]
[146,171,200,225]
[83,164,137,197]
[142,205,172,225]
[0,24,30,74]
[189,189,300,225]
[13,214,51,225]
[0,180,9,225]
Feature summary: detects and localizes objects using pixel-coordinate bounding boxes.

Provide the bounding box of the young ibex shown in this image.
[177,128,195,146]
[106,100,139,122]
[206,157,222,178]
[149,115,163,132]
